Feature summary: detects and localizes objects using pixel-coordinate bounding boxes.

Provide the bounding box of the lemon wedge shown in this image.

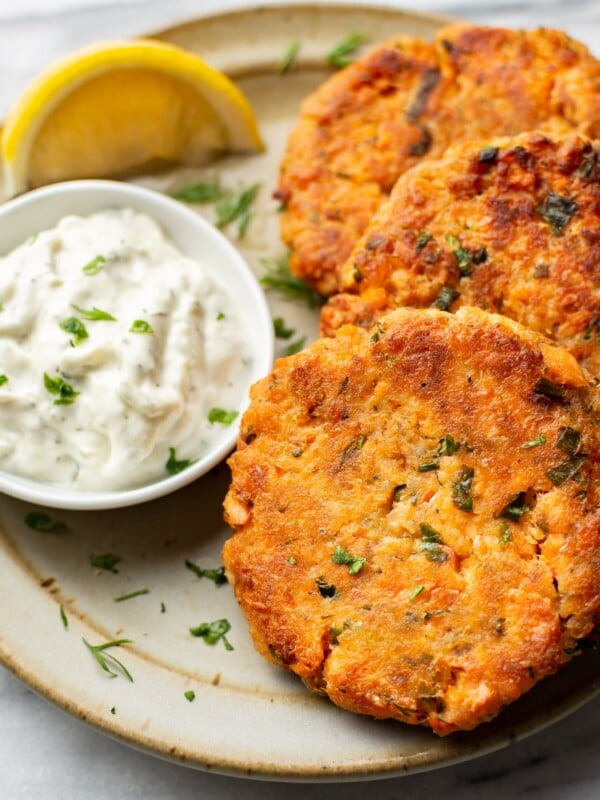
[2,39,264,196]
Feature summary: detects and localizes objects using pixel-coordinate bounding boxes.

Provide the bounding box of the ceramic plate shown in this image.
[0,2,598,782]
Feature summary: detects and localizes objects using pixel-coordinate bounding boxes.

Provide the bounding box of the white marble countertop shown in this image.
[1,1,599,797]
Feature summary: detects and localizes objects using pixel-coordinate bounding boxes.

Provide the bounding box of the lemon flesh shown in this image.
[2,40,263,195]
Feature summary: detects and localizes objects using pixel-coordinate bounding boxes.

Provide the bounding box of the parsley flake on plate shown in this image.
[82,637,134,681]
[190,619,234,650]
[89,553,121,573]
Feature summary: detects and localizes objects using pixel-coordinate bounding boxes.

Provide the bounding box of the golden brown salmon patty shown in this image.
[223,307,600,735]
[277,25,600,295]
[321,133,600,377]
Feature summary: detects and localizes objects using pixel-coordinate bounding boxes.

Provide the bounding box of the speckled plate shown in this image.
[0,2,598,782]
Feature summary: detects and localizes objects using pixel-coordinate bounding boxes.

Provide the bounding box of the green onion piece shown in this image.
[417,461,439,472]
[113,588,149,603]
[0,375,7,386]
[556,427,581,456]
[546,456,586,486]
[534,378,566,399]
[434,287,460,311]
[437,434,460,456]
[59,604,68,629]
[409,585,425,601]
[538,192,578,235]
[184,690,196,702]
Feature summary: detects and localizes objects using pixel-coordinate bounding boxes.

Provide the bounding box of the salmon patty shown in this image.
[321,133,600,377]
[277,25,600,295]
[223,306,600,735]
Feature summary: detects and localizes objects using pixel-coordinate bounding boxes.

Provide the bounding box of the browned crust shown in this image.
[278,25,600,294]
[321,132,600,377]
[223,307,600,735]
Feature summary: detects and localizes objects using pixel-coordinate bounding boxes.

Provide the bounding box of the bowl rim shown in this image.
[0,179,274,510]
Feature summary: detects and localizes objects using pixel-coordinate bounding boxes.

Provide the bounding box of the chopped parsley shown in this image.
[216,311,226,321]
[59,604,68,629]
[316,577,337,597]
[189,619,233,650]
[44,372,79,405]
[82,255,106,275]
[71,304,116,321]
[434,286,460,311]
[171,182,223,204]
[25,511,64,533]
[160,602,166,613]
[521,433,547,449]
[165,447,197,475]
[208,407,239,425]
[331,544,367,575]
[89,553,121,573]
[281,337,306,356]
[278,39,300,73]
[273,317,295,339]
[185,559,227,585]
[0,375,7,386]
[184,690,196,702]
[260,255,324,308]
[546,456,586,487]
[500,492,530,522]
[419,523,447,563]
[287,556,297,565]
[82,637,134,681]
[113,588,149,602]
[59,316,89,345]
[129,319,154,334]
[556,427,581,456]
[326,33,367,69]
[538,192,578,235]
[417,461,439,473]
[452,466,474,511]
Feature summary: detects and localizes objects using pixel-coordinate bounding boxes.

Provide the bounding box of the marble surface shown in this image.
[1,0,599,797]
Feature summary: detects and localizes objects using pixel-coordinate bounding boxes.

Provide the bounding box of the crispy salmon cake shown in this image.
[321,133,600,377]
[277,25,600,295]
[223,306,600,735]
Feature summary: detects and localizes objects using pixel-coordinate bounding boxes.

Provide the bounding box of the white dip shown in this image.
[0,208,251,491]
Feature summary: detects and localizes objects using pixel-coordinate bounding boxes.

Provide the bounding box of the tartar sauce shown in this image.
[0,209,251,490]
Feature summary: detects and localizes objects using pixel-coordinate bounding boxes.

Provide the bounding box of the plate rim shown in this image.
[0,0,598,783]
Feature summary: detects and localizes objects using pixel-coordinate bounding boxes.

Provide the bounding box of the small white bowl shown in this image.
[0,180,274,510]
